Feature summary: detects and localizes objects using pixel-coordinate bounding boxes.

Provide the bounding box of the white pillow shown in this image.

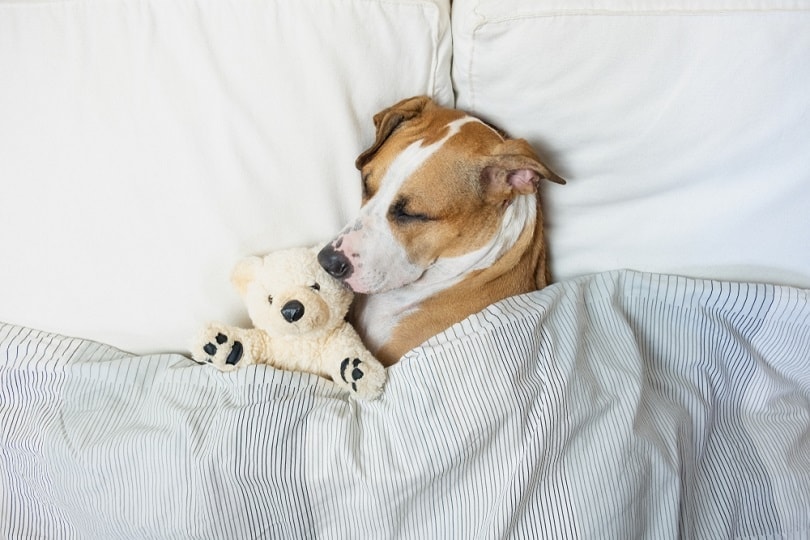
[0,0,452,354]
[452,0,810,289]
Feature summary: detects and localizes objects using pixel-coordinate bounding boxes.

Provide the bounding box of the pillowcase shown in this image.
[0,0,452,354]
[452,0,810,288]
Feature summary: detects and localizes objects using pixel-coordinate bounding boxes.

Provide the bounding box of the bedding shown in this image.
[0,0,453,355]
[452,0,810,289]
[2,0,809,357]
[2,0,809,537]
[3,270,809,538]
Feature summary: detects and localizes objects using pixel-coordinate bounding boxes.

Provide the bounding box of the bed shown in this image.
[1,0,809,538]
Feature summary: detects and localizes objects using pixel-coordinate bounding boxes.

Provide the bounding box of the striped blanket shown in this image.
[2,271,809,539]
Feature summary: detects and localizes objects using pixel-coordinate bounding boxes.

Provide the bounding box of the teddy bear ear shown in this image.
[230,256,263,296]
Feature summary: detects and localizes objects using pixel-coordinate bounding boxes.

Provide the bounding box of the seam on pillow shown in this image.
[461,6,809,113]
[473,6,810,25]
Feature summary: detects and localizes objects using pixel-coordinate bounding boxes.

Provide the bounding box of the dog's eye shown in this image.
[390,198,431,224]
[310,283,320,291]
[267,295,273,305]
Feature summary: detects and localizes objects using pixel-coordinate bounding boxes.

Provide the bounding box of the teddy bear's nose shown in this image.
[281,300,305,323]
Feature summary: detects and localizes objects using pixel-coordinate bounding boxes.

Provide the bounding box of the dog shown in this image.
[318,96,565,366]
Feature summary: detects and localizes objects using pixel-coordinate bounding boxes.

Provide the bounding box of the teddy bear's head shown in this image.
[231,247,353,337]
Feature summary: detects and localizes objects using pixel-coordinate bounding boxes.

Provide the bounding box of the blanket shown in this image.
[2,270,809,539]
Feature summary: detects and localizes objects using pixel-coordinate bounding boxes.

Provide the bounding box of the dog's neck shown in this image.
[355,193,545,365]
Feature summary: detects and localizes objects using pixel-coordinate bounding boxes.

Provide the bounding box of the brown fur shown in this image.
[349,96,564,365]
[377,215,548,364]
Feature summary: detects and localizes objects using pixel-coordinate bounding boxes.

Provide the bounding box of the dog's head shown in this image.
[318,96,564,295]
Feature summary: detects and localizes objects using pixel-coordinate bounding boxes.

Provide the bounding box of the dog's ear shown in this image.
[481,139,565,204]
[231,256,263,297]
[355,95,433,169]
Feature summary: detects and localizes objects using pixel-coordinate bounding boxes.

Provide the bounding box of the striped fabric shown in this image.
[2,270,809,539]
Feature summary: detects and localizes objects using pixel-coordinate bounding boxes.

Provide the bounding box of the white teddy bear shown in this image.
[191,246,386,400]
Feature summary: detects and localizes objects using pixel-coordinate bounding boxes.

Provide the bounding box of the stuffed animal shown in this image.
[191,246,386,400]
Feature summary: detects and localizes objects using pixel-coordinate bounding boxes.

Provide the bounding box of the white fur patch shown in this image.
[336,117,477,294]
[358,193,536,352]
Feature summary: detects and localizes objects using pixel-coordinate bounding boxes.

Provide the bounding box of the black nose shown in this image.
[318,244,353,279]
[281,300,305,323]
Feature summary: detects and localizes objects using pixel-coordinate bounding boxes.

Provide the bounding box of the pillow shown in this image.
[452,0,810,289]
[0,0,452,354]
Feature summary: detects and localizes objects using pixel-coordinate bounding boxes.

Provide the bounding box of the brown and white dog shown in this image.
[318,96,565,366]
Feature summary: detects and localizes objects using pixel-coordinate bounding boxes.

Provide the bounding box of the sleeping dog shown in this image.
[319,96,565,366]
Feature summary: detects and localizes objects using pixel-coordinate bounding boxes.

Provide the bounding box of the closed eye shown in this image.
[389,198,432,224]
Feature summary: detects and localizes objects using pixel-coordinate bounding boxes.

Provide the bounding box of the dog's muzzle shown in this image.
[318,245,353,280]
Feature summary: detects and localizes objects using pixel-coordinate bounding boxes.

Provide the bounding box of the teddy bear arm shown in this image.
[193,322,272,370]
[238,327,274,364]
[322,325,387,400]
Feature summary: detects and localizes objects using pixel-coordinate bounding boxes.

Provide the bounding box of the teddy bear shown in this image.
[190,246,386,400]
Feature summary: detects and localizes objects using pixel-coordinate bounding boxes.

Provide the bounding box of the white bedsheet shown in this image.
[2,271,809,538]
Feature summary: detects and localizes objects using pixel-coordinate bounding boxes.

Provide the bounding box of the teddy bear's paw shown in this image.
[339,356,386,400]
[193,324,249,371]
